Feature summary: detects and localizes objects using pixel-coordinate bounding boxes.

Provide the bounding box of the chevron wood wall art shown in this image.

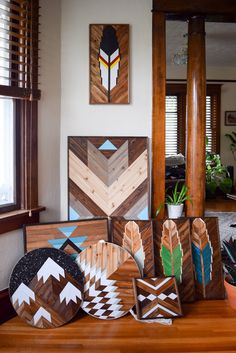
[68,136,150,220]
[153,219,195,303]
[190,217,224,300]
[133,277,182,320]
[25,218,109,257]
[90,24,129,104]
[9,248,83,328]
[76,241,140,320]
[111,219,155,277]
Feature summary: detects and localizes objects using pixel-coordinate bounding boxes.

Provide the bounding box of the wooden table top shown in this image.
[1,300,236,353]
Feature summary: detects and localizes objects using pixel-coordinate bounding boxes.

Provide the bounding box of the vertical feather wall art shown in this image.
[90,24,129,104]
[191,217,224,300]
[153,219,195,303]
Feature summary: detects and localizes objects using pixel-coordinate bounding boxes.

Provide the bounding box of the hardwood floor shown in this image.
[1,300,236,353]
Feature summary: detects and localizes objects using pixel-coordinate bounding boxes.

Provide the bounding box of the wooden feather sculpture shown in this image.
[98,25,121,102]
[123,221,145,275]
[192,218,213,298]
[160,220,183,283]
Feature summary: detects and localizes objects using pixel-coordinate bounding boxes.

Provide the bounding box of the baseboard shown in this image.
[0,288,16,324]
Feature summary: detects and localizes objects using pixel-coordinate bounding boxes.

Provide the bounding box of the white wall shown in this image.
[60,0,152,219]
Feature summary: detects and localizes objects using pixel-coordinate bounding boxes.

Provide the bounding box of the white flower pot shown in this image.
[167,204,184,219]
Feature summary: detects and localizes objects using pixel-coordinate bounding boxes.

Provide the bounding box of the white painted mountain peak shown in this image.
[12,283,35,306]
[33,307,52,324]
[37,257,65,283]
[59,282,82,305]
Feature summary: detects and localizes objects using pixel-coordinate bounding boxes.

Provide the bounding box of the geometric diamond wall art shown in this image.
[9,248,83,328]
[153,219,195,303]
[133,277,182,320]
[68,136,150,220]
[90,24,129,104]
[76,241,141,320]
[191,217,225,300]
[24,218,109,257]
[111,219,155,277]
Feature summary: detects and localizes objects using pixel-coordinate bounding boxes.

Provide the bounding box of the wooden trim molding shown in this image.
[0,289,16,324]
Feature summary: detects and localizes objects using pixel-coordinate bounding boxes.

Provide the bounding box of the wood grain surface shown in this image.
[25,218,109,254]
[68,137,150,220]
[90,24,129,104]
[153,219,195,303]
[1,300,236,353]
[111,219,155,277]
[76,241,140,320]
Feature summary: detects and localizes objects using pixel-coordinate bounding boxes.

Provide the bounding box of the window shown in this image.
[165,84,221,156]
[0,0,41,231]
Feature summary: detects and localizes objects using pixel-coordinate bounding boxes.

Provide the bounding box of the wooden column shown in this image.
[152,11,166,219]
[186,17,206,217]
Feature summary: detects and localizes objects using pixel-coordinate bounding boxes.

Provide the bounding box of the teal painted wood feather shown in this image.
[192,218,213,297]
[161,220,183,283]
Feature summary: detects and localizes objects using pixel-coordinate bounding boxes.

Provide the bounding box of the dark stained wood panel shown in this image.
[111,219,155,277]
[153,219,195,303]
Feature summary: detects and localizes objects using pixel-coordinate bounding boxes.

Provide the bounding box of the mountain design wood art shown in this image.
[25,218,108,257]
[90,24,129,104]
[76,241,140,320]
[191,217,224,300]
[133,277,182,320]
[68,137,149,220]
[111,219,155,277]
[9,248,83,328]
[153,219,195,303]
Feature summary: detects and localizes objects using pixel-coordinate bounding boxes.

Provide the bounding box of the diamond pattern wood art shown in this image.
[9,248,83,328]
[111,219,155,277]
[90,24,129,104]
[191,217,224,300]
[153,219,195,303]
[133,277,182,320]
[24,218,108,257]
[76,241,140,320]
[68,137,150,220]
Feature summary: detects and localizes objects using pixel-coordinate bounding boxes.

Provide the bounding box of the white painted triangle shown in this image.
[33,307,51,325]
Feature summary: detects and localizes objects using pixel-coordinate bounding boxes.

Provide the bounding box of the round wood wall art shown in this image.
[9,248,84,329]
[76,241,141,320]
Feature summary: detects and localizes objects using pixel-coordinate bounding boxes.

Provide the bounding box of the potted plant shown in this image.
[156,181,192,219]
[222,238,236,309]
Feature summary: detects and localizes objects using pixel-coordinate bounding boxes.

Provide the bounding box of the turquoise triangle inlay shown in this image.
[69,207,80,220]
[98,139,117,151]
[48,238,67,249]
[137,206,148,220]
[58,226,77,237]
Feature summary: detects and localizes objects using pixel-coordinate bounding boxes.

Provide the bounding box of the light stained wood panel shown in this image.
[68,137,150,220]
[76,241,140,320]
[25,219,109,256]
[190,217,225,300]
[153,219,195,303]
[111,219,155,277]
[90,24,129,104]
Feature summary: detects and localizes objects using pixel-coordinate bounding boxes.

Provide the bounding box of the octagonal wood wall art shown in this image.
[68,136,150,220]
[9,248,83,329]
[90,24,129,104]
[76,241,140,320]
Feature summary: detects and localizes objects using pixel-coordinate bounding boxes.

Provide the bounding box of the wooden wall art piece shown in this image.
[90,24,129,104]
[9,248,83,329]
[191,217,224,300]
[68,136,150,220]
[111,219,155,277]
[76,241,140,320]
[133,277,182,319]
[153,219,195,303]
[25,218,108,258]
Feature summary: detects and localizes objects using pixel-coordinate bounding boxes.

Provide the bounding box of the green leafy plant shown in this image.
[156,182,192,216]
[225,131,236,161]
[222,238,236,285]
[206,152,232,197]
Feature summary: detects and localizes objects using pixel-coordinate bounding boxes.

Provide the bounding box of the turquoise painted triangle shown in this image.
[70,236,88,250]
[58,226,77,238]
[98,139,117,151]
[137,206,148,220]
[48,238,67,249]
[69,207,80,220]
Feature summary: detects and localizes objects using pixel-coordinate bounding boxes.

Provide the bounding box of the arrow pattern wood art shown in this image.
[153,219,195,303]
[68,137,150,220]
[190,217,224,300]
[133,277,182,320]
[111,219,155,277]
